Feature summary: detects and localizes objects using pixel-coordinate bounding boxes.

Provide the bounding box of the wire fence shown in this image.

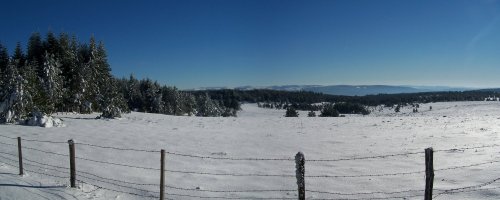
[1,134,500,199]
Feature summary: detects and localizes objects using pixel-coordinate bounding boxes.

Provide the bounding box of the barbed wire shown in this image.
[79,178,295,200]
[434,144,500,153]
[77,173,160,194]
[78,180,161,199]
[75,154,295,177]
[435,176,500,193]
[0,141,70,158]
[22,145,69,157]
[165,151,294,161]
[165,168,295,177]
[0,154,67,175]
[163,192,296,199]
[0,151,69,170]
[75,156,161,171]
[165,185,295,193]
[0,135,18,140]
[0,151,18,157]
[0,141,17,146]
[3,135,500,163]
[77,170,157,186]
[306,151,423,162]
[307,188,424,196]
[76,169,295,193]
[309,193,423,200]
[4,135,500,200]
[434,185,500,199]
[75,142,159,153]
[435,160,500,172]
[307,170,424,178]
[0,135,67,144]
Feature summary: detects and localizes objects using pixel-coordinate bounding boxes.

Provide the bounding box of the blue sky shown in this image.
[1,0,500,89]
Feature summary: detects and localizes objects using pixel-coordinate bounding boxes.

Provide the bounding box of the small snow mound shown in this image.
[25,112,65,128]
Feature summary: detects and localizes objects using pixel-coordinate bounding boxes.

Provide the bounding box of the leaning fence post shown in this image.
[425,148,434,200]
[68,139,76,188]
[295,152,305,200]
[160,149,165,200]
[17,137,23,175]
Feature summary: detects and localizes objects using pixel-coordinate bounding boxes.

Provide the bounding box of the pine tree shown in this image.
[21,61,42,114]
[43,31,61,57]
[196,93,222,117]
[146,81,164,113]
[307,110,316,117]
[0,43,9,100]
[320,104,339,117]
[0,61,30,123]
[13,42,25,70]
[285,107,299,117]
[100,78,127,118]
[126,74,143,111]
[27,32,44,77]
[41,52,63,114]
[181,92,196,116]
[395,105,401,113]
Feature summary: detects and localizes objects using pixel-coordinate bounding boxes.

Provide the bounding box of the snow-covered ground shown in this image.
[1,101,500,199]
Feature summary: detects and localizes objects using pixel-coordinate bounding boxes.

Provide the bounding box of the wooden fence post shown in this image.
[425,147,434,200]
[295,152,305,200]
[160,149,165,200]
[17,137,23,175]
[68,139,76,188]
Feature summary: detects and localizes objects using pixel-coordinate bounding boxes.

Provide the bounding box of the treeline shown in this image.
[115,75,240,117]
[0,32,127,123]
[199,89,500,106]
[0,32,239,124]
[197,89,500,113]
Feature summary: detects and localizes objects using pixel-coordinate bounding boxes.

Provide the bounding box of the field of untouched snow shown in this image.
[2,101,500,199]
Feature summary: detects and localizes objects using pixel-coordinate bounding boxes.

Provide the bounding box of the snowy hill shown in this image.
[1,101,500,199]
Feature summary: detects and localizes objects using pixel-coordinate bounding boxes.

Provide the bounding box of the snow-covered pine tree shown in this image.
[21,61,41,115]
[88,37,117,113]
[126,74,143,111]
[196,93,222,117]
[145,81,164,113]
[41,52,63,114]
[0,60,30,123]
[58,33,74,112]
[160,86,173,115]
[181,92,197,116]
[100,78,127,118]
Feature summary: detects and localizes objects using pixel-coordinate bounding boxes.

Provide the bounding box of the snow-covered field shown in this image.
[1,101,500,199]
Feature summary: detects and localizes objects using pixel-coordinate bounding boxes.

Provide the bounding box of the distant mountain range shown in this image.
[193,85,482,96]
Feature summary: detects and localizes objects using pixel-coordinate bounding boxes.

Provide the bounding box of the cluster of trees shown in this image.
[258,102,322,111]
[0,32,126,123]
[332,102,370,115]
[116,76,239,117]
[201,89,500,112]
[284,102,369,117]
[0,32,240,124]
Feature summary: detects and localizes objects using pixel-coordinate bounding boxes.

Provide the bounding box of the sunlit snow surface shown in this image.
[1,101,500,199]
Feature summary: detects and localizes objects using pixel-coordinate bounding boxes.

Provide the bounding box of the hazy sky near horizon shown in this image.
[1,0,500,89]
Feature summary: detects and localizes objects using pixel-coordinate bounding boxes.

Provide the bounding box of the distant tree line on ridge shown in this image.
[198,89,500,116]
